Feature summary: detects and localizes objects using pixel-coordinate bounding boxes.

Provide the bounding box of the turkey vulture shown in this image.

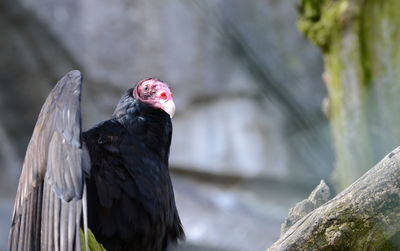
[8,70,184,251]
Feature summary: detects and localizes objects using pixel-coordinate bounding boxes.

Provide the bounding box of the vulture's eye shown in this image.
[144,85,149,91]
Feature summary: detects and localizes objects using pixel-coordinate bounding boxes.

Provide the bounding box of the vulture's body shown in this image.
[8,71,184,251]
[84,92,183,250]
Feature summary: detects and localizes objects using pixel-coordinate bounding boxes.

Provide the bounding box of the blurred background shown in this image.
[0,0,334,250]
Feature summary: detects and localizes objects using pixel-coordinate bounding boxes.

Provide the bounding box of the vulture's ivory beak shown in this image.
[162,99,175,118]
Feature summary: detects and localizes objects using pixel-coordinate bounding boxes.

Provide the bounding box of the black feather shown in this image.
[84,93,184,251]
[8,70,87,251]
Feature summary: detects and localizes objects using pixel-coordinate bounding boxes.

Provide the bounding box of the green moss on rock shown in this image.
[298,0,400,191]
[298,0,361,52]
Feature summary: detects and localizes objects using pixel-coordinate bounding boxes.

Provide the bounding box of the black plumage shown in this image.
[8,70,184,251]
[84,90,183,251]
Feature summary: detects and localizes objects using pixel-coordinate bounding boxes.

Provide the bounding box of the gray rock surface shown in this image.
[0,0,78,154]
[0,197,14,249]
[171,96,288,178]
[280,180,331,235]
[170,174,311,251]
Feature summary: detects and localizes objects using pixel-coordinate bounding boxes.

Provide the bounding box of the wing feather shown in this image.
[41,182,49,250]
[8,70,88,251]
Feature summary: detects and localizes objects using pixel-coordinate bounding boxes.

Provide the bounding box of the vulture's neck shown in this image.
[112,92,172,165]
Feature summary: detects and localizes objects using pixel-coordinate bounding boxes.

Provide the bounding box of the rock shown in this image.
[171,174,310,251]
[270,150,400,250]
[280,180,331,235]
[0,197,14,249]
[0,0,78,155]
[171,96,288,179]
[308,179,331,207]
[0,124,20,189]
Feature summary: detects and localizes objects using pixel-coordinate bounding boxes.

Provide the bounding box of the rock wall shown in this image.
[0,0,79,184]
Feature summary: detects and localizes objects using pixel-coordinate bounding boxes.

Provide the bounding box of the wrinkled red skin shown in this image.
[133,78,174,112]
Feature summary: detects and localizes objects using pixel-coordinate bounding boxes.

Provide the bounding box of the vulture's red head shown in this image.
[133,78,176,118]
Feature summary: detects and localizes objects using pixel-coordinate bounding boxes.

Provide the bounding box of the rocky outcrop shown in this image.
[270,148,400,250]
[280,180,331,235]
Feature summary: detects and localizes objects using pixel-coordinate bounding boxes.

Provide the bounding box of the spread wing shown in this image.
[8,70,89,251]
